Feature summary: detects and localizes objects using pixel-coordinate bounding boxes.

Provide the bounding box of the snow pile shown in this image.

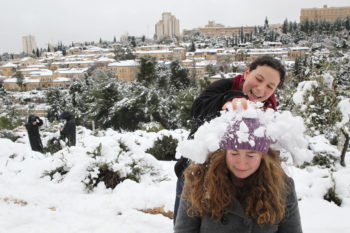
[177,105,313,165]
[0,122,350,233]
[337,98,350,128]
[292,80,318,105]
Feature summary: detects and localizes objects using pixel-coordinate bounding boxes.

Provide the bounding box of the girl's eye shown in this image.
[247,153,259,158]
[267,85,274,90]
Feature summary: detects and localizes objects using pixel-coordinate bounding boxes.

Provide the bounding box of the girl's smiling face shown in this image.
[242,65,280,102]
[226,149,262,179]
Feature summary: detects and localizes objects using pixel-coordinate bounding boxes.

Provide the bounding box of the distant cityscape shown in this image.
[0,3,349,106]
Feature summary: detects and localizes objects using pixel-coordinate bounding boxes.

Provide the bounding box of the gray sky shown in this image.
[1,0,350,53]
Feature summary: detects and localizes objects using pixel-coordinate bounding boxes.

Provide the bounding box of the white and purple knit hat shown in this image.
[219,117,274,153]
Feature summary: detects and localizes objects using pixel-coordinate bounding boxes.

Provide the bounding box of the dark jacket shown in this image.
[174,177,302,233]
[60,112,76,146]
[25,115,43,152]
[174,75,277,178]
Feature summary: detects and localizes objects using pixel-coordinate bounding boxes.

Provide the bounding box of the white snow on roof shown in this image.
[26,64,47,68]
[30,69,53,76]
[25,78,40,83]
[96,57,116,62]
[195,60,217,66]
[3,78,17,82]
[20,57,33,61]
[54,77,71,82]
[289,47,310,51]
[135,50,172,54]
[108,60,139,67]
[54,68,88,74]
[2,62,17,68]
[4,76,35,83]
[19,68,41,72]
[195,48,219,53]
[52,60,94,65]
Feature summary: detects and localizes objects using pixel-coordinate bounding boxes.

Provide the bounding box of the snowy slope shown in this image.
[0,122,349,233]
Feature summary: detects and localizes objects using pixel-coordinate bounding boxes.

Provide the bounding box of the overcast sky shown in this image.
[1,0,350,53]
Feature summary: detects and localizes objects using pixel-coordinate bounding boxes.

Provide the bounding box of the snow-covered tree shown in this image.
[137,56,158,85]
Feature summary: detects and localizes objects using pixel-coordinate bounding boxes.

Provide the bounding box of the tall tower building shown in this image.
[22,35,37,54]
[155,12,180,40]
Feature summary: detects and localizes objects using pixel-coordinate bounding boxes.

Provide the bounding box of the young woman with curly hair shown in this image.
[174,117,302,233]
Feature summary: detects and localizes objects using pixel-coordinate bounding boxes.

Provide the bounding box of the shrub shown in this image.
[44,137,63,154]
[312,152,337,168]
[83,161,143,192]
[83,163,124,192]
[0,130,20,142]
[0,117,21,130]
[146,135,178,161]
[324,187,342,206]
[299,152,337,169]
[118,139,129,152]
[42,165,69,182]
[86,143,102,158]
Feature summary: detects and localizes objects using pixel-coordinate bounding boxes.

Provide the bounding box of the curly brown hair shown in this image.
[182,148,288,225]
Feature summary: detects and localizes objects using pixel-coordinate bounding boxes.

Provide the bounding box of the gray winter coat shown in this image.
[174,178,302,233]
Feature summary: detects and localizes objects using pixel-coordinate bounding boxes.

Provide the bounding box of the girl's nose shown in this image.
[235,156,247,168]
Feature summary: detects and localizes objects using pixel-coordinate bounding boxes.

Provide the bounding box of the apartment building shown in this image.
[135,50,174,61]
[108,60,139,81]
[184,21,281,38]
[0,62,17,76]
[22,35,37,54]
[300,5,350,22]
[155,12,180,39]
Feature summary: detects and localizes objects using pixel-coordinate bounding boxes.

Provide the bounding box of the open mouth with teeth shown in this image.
[250,90,262,99]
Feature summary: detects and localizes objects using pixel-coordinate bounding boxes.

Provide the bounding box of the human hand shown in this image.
[222,98,258,111]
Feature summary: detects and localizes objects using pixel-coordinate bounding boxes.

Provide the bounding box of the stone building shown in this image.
[300,5,350,22]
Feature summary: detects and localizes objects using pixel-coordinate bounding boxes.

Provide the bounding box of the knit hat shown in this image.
[219,117,274,153]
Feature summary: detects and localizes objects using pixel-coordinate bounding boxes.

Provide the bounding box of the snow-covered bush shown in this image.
[146,135,178,161]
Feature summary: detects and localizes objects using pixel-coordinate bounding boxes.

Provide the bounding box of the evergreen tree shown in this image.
[345,16,350,30]
[130,36,136,47]
[293,75,342,139]
[113,36,117,43]
[264,17,269,30]
[175,87,200,128]
[46,88,67,122]
[14,71,24,90]
[240,27,244,43]
[282,18,289,34]
[288,21,294,33]
[36,48,40,57]
[169,60,190,90]
[137,56,157,85]
[189,41,196,52]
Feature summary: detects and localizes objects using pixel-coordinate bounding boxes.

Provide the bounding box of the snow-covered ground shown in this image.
[0,119,349,233]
